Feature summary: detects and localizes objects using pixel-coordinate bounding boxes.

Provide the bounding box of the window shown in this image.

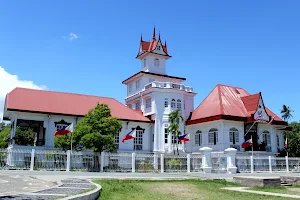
[164,98,168,108]
[154,58,159,67]
[229,128,239,144]
[262,130,271,145]
[177,99,181,109]
[195,130,202,146]
[114,133,119,149]
[171,99,176,108]
[156,46,161,50]
[164,128,168,144]
[144,59,146,68]
[128,84,132,93]
[145,98,151,108]
[134,129,143,150]
[136,79,140,90]
[135,101,141,110]
[172,134,177,144]
[208,128,218,145]
[56,124,68,131]
[277,134,279,147]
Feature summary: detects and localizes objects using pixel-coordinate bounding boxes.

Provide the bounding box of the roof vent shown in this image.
[235,89,240,94]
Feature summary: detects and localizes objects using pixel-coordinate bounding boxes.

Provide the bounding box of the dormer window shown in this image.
[154,58,159,67]
[156,46,161,50]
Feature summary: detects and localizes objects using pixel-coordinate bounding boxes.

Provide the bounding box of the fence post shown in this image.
[199,147,212,173]
[100,152,105,172]
[268,156,272,173]
[132,152,136,173]
[250,156,254,173]
[160,154,164,173]
[30,149,35,171]
[286,156,289,173]
[224,148,237,174]
[153,153,158,170]
[187,154,191,173]
[66,150,71,172]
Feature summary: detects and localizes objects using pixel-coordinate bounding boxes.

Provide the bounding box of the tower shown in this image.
[136,27,171,75]
[122,27,196,153]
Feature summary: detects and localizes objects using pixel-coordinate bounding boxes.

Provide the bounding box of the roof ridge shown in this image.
[217,85,224,115]
[217,83,244,89]
[13,87,115,100]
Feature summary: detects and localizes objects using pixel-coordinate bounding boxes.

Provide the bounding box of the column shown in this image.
[199,147,212,173]
[271,128,277,153]
[168,133,172,153]
[224,148,237,174]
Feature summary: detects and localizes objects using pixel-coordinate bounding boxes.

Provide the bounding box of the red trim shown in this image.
[186,114,288,126]
[122,71,186,84]
[7,108,153,123]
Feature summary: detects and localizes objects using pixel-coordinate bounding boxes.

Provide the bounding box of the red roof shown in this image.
[187,84,286,125]
[136,27,170,58]
[4,87,152,123]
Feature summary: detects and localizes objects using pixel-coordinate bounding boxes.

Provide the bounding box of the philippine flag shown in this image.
[178,134,190,143]
[241,138,253,148]
[122,129,137,143]
[54,123,73,136]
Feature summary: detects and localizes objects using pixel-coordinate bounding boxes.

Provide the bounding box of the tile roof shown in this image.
[188,84,285,125]
[4,87,152,123]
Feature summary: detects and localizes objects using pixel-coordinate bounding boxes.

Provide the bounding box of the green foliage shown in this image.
[54,103,122,152]
[281,104,294,122]
[168,109,184,155]
[284,121,300,157]
[15,127,35,146]
[0,126,10,148]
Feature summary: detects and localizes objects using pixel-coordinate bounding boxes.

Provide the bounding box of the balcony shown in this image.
[144,81,193,93]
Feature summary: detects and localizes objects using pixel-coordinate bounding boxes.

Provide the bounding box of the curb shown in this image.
[58,180,102,200]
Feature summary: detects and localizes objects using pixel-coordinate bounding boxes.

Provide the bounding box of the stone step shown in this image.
[281,182,292,186]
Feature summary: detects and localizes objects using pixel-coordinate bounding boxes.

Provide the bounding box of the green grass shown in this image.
[93,179,293,200]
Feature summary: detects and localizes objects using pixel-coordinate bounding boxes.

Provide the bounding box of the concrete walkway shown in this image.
[223,187,300,199]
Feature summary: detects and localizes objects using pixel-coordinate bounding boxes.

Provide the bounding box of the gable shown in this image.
[151,39,167,55]
[253,95,270,121]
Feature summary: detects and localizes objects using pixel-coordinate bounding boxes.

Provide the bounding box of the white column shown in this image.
[66,150,71,172]
[286,156,289,173]
[224,148,237,174]
[12,115,17,145]
[153,115,160,152]
[268,156,272,173]
[187,154,191,173]
[250,156,254,173]
[132,152,136,172]
[271,128,277,153]
[200,147,212,173]
[153,153,158,170]
[168,133,172,153]
[30,149,35,171]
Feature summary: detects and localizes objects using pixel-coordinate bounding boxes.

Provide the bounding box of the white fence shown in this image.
[0,148,300,174]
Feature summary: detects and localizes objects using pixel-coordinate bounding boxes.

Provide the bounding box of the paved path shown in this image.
[223,187,300,199]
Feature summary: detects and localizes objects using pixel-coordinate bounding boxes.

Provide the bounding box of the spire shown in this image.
[158,32,161,40]
[140,34,143,42]
[164,40,167,47]
[152,26,156,40]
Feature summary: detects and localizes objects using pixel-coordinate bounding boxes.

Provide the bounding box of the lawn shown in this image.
[93,179,292,200]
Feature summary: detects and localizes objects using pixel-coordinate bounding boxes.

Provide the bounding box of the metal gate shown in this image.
[211,152,227,173]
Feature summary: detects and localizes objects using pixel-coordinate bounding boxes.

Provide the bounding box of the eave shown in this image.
[136,51,172,59]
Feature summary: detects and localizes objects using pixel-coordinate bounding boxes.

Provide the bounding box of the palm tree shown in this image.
[281,104,294,122]
[168,109,184,155]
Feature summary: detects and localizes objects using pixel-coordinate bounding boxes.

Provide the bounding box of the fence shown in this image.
[0,147,300,174]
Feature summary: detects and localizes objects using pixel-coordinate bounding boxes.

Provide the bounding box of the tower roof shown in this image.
[186,84,288,126]
[137,27,171,59]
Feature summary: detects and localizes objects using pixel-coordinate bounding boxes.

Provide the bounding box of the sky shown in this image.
[0,0,299,122]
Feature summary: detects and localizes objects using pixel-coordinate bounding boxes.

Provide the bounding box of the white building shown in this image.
[2,28,291,155]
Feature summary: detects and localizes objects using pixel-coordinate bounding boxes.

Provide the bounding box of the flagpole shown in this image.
[251,135,253,158]
[71,132,73,152]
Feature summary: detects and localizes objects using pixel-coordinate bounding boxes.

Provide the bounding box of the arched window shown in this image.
[171,99,176,108]
[229,128,239,145]
[208,128,218,145]
[262,130,271,146]
[177,99,181,109]
[164,98,168,108]
[195,130,202,146]
[154,58,159,67]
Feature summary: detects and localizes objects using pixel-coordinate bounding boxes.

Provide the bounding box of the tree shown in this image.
[282,121,300,157]
[14,127,35,146]
[54,103,122,152]
[0,125,10,148]
[281,104,294,122]
[168,109,184,155]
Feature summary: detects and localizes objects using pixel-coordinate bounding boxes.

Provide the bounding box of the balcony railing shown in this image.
[144,81,193,93]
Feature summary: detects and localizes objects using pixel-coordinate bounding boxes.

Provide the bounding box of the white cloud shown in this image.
[0,66,47,121]
[63,32,79,41]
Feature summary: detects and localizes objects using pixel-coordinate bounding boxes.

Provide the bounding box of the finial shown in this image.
[152,25,156,39]
[158,32,161,40]
[140,34,143,42]
[164,40,167,47]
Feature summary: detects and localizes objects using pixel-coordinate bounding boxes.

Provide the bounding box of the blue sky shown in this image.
[0,0,299,122]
